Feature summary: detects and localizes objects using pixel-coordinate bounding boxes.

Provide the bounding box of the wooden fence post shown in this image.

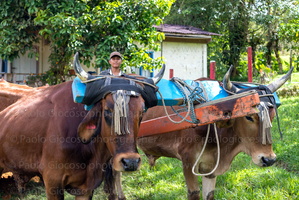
[210,61,216,79]
[169,69,174,79]
[248,47,253,82]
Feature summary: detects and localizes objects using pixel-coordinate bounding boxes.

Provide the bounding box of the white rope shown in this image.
[157,90,192,124]
[192,123,220,176]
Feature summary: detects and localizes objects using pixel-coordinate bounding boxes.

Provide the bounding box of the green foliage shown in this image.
[0,0,174,84]
[26,66,73,86]
[165,0,299,79]
[0,1,40,60]
[278,2,299,51]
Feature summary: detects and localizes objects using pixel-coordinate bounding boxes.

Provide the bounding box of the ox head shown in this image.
[73,53,164,172]
[221,66,293,167]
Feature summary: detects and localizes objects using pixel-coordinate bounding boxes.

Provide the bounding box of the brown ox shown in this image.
[0,53,164,200]
[137,67,293,200]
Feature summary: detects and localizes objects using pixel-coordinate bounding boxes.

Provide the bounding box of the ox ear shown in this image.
[216,119,235,128]
[78,104,102,144]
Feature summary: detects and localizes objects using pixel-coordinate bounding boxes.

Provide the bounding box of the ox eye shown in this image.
[245,116,254,122]
[104,109,113,126]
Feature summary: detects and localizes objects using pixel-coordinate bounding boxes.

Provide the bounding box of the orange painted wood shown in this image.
[138,92,260,138]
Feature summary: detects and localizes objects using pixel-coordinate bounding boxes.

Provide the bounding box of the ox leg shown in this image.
[75,197,91,200]
[106,171,126,200]
[146,154,160,168]
[202,176,216,200]
[43,177,64,200]
[182,165,200,200]
[75,192,93,200]
[104,164,126,200]
[114,171,126,200]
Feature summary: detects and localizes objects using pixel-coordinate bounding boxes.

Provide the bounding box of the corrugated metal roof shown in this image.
[154,24,220,36]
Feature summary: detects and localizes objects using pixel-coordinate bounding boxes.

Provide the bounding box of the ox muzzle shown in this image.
[112,152,142,172]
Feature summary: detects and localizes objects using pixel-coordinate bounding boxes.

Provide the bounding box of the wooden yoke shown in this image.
[138,91,260,138]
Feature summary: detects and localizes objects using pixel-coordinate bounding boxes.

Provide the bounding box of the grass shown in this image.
[2,79,299,200]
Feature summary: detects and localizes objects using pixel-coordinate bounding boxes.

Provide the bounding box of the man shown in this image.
[100,52,124,76]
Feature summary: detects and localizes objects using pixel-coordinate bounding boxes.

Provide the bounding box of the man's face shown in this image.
[109,56,122,68]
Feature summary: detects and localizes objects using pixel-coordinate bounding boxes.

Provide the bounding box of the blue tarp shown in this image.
[72,77,281,108]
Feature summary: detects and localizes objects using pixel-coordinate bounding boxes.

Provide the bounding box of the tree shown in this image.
[278,1,299,70]
[0,0,174,84]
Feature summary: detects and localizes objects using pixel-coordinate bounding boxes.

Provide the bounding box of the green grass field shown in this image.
[2,75,299,200]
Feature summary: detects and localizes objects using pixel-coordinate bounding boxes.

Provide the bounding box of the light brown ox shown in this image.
[0,53,164,200]
[0,79,38,111]
[0,79,42,193]
[137,67,293,200]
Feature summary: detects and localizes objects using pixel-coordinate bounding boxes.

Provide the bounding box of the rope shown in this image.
[156,78,206,124]
[192,123,220,176]
[157,83,257,124]
[168,77,206,124]
[157,90,192,124]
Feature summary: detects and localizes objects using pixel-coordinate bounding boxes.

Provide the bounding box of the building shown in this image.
[150,24,219,80]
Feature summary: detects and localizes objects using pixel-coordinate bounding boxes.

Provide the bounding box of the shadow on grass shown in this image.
[0,174,44,200]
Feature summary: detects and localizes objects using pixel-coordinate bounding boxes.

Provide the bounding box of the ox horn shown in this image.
[73,52,90,81]
[222,65,240,93]
[267,67,294,93]
[151,64,165,84]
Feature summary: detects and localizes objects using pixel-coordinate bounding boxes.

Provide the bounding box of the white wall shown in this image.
[154,41,207,80]
[11,51,38,82]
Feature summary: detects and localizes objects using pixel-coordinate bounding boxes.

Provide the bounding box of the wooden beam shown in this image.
[138,91,260,138]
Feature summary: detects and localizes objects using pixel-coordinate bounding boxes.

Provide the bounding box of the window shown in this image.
[138,52,154,78]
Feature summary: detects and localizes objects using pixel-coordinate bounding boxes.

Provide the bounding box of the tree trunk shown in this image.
[251,44,257,76]
[265,40,272,69]
[273,37,283,73]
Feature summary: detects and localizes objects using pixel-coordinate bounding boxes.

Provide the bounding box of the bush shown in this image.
[277,85,299,98]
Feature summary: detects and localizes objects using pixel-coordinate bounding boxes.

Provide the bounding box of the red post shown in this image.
[169,69,174,79]
[248,47,253,82]
[210,61,216,79]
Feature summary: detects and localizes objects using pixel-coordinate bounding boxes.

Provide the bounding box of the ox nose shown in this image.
[261,157,276,167]
[121,158,141,171]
